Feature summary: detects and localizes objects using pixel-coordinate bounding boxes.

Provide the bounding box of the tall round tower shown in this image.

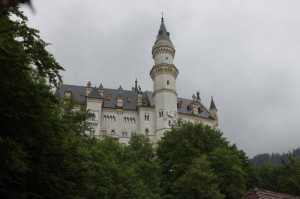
[150,17,179,141]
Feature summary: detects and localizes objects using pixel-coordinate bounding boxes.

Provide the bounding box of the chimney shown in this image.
[85,81,92,96]
[116,86,123,108]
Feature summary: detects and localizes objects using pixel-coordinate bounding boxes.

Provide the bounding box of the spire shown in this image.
[135,78,138,91]
[155,16,172,44]
[209,96,217,110]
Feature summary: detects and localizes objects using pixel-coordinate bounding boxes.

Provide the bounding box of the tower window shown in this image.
[159,110,164,117]
[167,80,169,85]
[169,120,171,126]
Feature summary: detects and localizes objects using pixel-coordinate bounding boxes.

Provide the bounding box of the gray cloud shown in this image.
[22,0,300,157]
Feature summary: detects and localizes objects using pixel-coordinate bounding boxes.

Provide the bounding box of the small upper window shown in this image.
[144,113,150,121]
[167,80,169,85]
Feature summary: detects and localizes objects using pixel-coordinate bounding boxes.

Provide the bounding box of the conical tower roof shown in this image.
[152,16,175,51]
[209,96,217,110]
[155,17,173,44]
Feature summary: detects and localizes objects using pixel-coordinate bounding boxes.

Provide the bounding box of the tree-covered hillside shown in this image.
[251,148,300,166]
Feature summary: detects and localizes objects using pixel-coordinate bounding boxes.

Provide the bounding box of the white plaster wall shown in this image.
[86,100,102,137]
[138,108,156,143]
[177,114,216,128]
[154,91,178,141]
[154,74,176,91]
[155,54,173,65]
[100,109,138,138]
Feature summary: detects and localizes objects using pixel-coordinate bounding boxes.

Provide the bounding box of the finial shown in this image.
[192,94,196,102]
[196,91,201,102]
[87,81,91,87]
[134,78,138,91]
[161,12,164,22]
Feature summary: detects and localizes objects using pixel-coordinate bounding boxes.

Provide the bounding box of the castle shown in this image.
[56,17,218,144]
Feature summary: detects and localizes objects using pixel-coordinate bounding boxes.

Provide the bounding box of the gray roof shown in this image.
[87,87,103,99]
[56,84,212,118]
[155,17,173,44]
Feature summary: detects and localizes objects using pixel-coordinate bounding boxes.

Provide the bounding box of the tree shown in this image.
[210,147,246,199]
[157,122,250,199]
[173,155,224,199]
[0,7,88,198]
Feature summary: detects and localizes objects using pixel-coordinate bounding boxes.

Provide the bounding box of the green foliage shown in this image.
[82,136,161,199]
[173,155,224,199]
[255,157,300,196]
[0,6,87,199]
[61,95,95,136]
[157,122,249,199]
[252,148,300,167]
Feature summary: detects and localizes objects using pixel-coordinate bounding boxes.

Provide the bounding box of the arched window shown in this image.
[133,118,135,123]
[169,120,171,126]
[123,117,126,122]
[144,113,150,121]
[145,128,149,136]
[122,130,127,137]
[90,128,95,136]
[101,129,107,135]
[167,80,169,85]
[111,129,115,135]
[159,110,163,117]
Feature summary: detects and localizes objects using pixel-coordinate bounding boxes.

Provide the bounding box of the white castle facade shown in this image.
[56,17,218,144]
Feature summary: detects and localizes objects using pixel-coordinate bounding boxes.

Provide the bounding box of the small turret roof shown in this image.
[209,96,217,110]
[87,88,103,99]
[155,17,173,44]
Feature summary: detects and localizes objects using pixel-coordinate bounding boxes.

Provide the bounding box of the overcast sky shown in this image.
[21,0,300,157]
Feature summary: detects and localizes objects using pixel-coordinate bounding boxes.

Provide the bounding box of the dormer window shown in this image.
[142,96,147,105]
[127,96,132,102]
[106,94,112,100]
[177,100,183,108]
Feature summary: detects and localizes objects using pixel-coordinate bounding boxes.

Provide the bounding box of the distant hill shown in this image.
[251,148,300,166]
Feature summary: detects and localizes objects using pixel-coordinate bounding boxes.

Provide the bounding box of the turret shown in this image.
[151,16,179,141]
[209,96,218,120]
